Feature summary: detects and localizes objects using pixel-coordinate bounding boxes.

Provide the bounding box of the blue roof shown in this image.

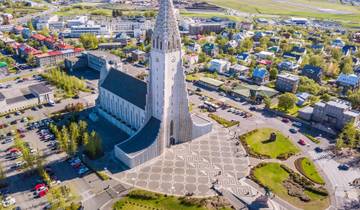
[342,45,356,54]
[101,69,147,110]
[302,65,322,76]
[311,44,324,50]
[292,46,306,54]
[117,117,160,156]
[252,68,268,79]
[237,52,249,60]
[283,52,302,61]
[337,73,359,86]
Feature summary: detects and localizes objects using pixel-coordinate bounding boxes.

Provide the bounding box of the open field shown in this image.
[180,11,245,21]
[252,163,330,210]
[54,6,112,17]
[242,128,299,159]
[204,0,360,27]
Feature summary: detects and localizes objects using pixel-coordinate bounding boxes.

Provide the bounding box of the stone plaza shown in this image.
[114,124,251,197]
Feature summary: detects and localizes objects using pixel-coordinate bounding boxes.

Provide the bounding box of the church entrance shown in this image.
[170,120,175,145]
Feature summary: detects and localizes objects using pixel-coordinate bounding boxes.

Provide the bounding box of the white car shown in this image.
[2,196,16,207]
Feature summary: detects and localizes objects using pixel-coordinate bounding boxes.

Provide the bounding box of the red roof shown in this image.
[56,43,74,50]
[44,37,56,44]
[31,34,47,41]
[258,60,272,65]
[74,48,84,53]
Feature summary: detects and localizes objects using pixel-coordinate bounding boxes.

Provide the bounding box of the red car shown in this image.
[34,183,46,191]
[298,139,306,146]
[37,187,48,197]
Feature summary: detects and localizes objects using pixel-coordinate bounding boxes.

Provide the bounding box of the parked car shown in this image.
[314,147,323,153]
[298,139,306,146]
[249,106,256,111]
[292,122,302,127]
[289,128,298,134]
[338,164,350,171]
[78,167,89,176]
[282,118,290,123]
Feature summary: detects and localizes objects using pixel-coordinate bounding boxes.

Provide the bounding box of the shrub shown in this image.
[128,190,160,200]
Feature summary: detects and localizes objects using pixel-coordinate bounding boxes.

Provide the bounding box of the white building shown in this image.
[32,15,60,30]
[97,0,212,168]
[66,16,88,27]
[209,59,230,73]
[68,24,110,38]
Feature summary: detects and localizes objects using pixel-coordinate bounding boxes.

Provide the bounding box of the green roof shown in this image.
[0,62,7,68]
[198,77,224,87]
[232,84,279,98]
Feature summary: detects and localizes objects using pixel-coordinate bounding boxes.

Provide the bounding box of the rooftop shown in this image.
[29,84,52,95]
[198,77,224,87]
[101,68,147,110]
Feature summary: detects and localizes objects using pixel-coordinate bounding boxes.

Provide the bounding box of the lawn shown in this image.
[252,163,330,210]
[295,157,325,185]
[272,104,300,116]
[180,11,245,22]
[54,6,112,16]
[242,128,299,159]
[113,190,232,210]
[204,0,360,28]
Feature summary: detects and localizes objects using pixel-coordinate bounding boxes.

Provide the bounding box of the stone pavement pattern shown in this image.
[114,125,251,197]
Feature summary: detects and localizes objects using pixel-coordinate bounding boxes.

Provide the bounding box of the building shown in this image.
[131,49,146,62]
[301,65,322,83]
[278,61,299,72]
[0,83,54,114]
[68,24,110,38]
[336,73,360,90]
[252,68,269,85]
[32,15,60,30]
[276,73,299,93]
[302,100,360,130]
[87,51,122,73]
[66,16,88,27]
[98,42,124,50]
[296,92,311,106]
[208,59,230,74]
[97,0,212,168]
[229,64,249,76]
[196,77,224,90]
[35,48,84,67]
[189,22,222,35]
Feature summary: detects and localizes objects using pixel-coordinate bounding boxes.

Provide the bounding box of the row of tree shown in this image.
[49,120,103,159]
[42,68,87,97]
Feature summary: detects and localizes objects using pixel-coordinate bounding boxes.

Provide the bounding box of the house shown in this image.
[252,68,269,85]
[296,92,311,106]
[196,77,224,91]
[202,43,218,56]
[13,25,24,34]
[291,46,306,55]
[275,73,299,93]
[35,48,84,67]
[278,61,299,72]
[283,52,302,64]
[209,59,230,74]
[229,64,249,76]
[187,42,201,53]
[331,38,345,48]
[18,44,41,59]
[226,40,238,49]
[31,33,47,43]
[231,84,278,103]
[131,49,146,62]
[336,73,360,90]
[21,28,32,39]
[311,44,324,53]
[255,51,275,60]
[236,52,250,63]
[267,46,280,53]
[301,65,322,83]
[183,54,199,65]
[342,45,357,56]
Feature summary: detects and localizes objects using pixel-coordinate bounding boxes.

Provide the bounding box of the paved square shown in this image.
[115,125,251,196]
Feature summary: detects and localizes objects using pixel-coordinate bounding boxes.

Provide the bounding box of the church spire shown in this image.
[152,0,181,52]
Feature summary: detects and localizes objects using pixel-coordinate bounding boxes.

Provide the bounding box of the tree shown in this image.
[69,122,80,155]
[39,27,50,37]
[27,21,34,31]
[41,45,48,53]
[269,68,278,80]
[85,131,103,159]
[59,126,69,153]
[330,48,342,62]
[336,121,358,149]
[82,132,89,146]
[264,96,272,109]
[0,164,6,183]
[309,55,324,68]
[240,38,253,51]
[341,63,353,74]
[277,93,297,111]
[79,33,98,50]
[26,54,36,67]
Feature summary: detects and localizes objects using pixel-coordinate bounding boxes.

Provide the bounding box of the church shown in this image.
[96,0,212,168]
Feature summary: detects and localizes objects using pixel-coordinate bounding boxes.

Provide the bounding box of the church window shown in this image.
[160,41,162,50]
[168,41,171,50]
[170,120,174,136]
[156,37,159,48]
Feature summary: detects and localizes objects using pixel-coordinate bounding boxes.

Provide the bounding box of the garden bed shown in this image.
[250,162,329,210]
[208,113,239,128]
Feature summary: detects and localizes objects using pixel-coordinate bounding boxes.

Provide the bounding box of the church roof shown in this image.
[117,117,161,157]
[101,69,147,110]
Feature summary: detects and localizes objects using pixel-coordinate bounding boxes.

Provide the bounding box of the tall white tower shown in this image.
[146,0,193,151]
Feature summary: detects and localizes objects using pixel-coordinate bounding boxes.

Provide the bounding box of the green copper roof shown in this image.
[0,62,7,68]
